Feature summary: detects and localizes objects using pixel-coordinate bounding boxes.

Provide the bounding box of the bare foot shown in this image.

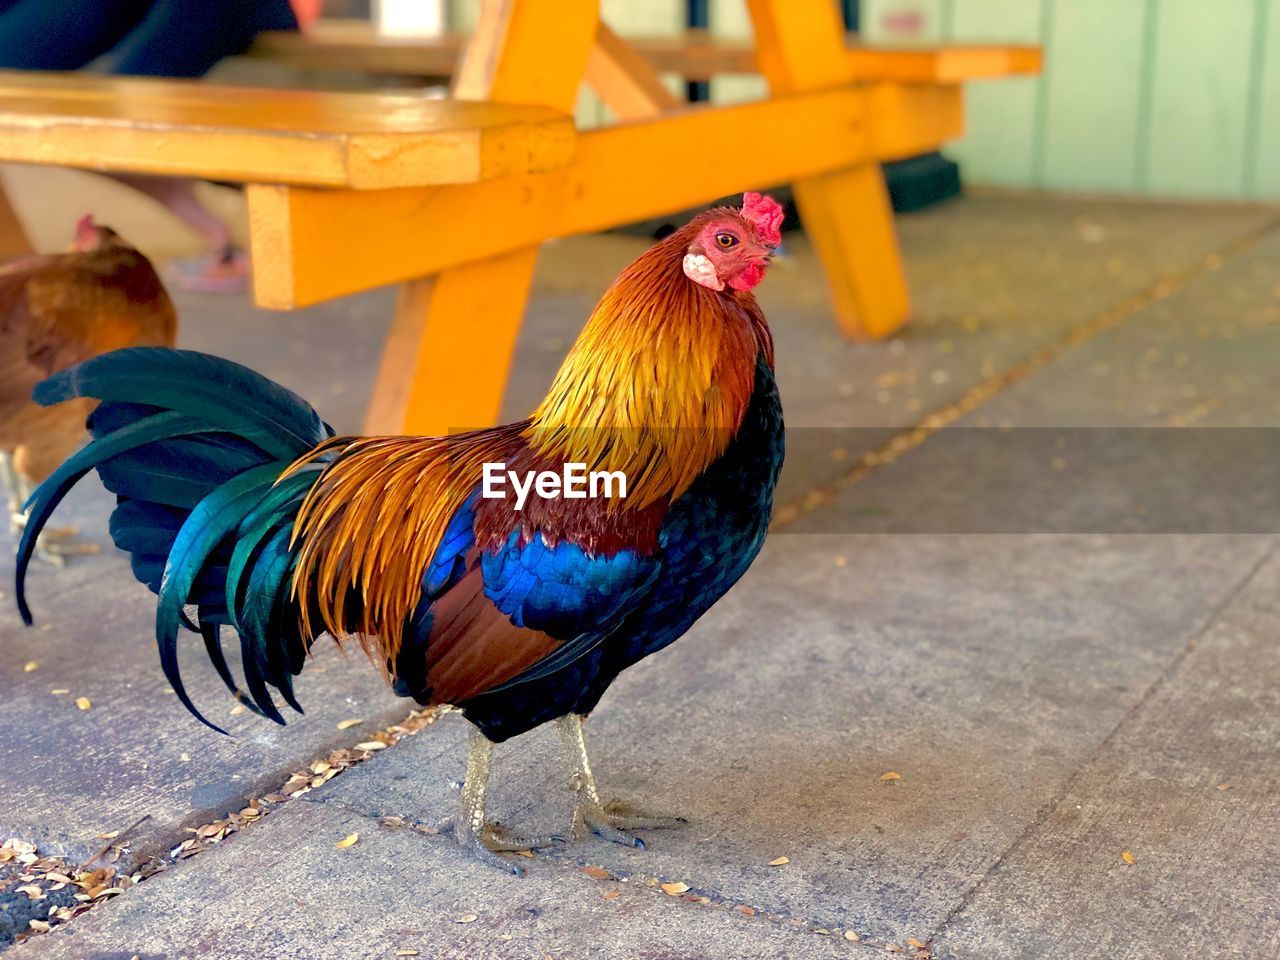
[165,247,250,294]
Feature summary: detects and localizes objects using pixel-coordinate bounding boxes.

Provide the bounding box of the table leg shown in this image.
[792,164,910,340]
[363,0,598,435]
[0,175,31,259]
[364,247,540,436]
[746,0,911,340]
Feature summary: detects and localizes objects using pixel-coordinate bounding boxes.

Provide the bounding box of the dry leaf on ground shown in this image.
[880,771,902,782]
[355,741,388,751]
[768,856,789,866]
[1122,850,1136,865]
[337,718,364,730]
[660,882,690,895]
[23,661,38,672]
[75,697,91,711]
[335,833,360,848]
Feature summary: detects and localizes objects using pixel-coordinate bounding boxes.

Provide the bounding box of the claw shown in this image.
[572,796,686,848]
[38,523,83,540]
[34,529,101,567]
[481,823,562,853]
[601,799,689,831]
[457,827,528,876]
[556,713,687,850]
[10,509,100,566]
[453,725,561,875]
[454,821,560,875]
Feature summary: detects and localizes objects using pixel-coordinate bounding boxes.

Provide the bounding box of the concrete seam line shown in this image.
[533,848,895,952]
[924,537,1279,947]
[770,215,1280,532]
[7,705,446,952]
[307,790,894,952]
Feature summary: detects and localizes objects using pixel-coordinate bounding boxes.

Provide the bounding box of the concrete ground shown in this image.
[2,163,1279,959]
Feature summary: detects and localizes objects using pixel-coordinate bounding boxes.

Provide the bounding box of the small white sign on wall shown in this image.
[863,0,945,44]
[375,0,446,37]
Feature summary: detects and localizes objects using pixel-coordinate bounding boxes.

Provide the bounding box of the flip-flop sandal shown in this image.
[164,246,250,294]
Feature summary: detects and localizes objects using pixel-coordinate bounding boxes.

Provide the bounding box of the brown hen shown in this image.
[0,216,176,562]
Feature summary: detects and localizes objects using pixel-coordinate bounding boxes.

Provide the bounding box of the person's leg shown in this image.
[104,0,300,292]
[0,0,151,71]
[108,0,297,78]
[100,171,250,293]
[106,173,231,250]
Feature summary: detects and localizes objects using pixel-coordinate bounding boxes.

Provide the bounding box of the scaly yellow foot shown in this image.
[557,714,687,849]
[455,725,562,876]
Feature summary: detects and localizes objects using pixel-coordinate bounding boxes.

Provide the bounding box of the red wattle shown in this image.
[728,261,765,291]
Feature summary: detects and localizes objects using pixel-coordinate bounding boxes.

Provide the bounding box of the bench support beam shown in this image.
[0,176,30,259]
[366,249,540,433]
[747,0,910,340]
[586,22,683,121]
[364,0,598,434]
[247,84,960,312]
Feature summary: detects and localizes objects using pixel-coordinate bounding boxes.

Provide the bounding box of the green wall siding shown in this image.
[945,0,1044,188]
[1255,0,1280,197]
[450,0,1280,200]
[1143,0,1259,196]
[866,0,1280,199]
[1038,0,1148,193]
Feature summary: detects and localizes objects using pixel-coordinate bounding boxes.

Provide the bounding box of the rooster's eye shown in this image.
[714,233,739,249]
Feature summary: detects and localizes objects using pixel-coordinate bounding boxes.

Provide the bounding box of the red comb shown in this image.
[741,192,783,247]
[75,214,95,233]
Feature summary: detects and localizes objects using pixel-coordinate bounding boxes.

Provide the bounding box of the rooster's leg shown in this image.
[1,451,22,536]
[2,456,99,565]
[29,529,100,565]
[455,724,561,875]
[555,714,688,848]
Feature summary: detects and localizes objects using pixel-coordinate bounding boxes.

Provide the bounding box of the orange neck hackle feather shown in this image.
[286,212,771,663]
[528,218,762,509]
[286,426,522,657]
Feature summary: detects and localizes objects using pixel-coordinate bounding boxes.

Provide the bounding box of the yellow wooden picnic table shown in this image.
[0,0,1039,435]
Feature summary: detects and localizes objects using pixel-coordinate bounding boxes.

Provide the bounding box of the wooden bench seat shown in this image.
[0,0,1040,437]
[251,20,1039,88]
[0,71,575,188]
[250,22,748,81]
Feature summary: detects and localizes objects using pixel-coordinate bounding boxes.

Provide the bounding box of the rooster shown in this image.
[0,216,176,563]
[15,193,785,873]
